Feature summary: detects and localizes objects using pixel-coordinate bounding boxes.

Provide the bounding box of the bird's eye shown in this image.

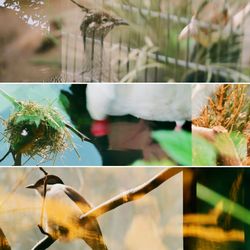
[102,17,108,22]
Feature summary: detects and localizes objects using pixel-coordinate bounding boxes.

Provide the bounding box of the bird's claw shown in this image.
[37,225,50,237]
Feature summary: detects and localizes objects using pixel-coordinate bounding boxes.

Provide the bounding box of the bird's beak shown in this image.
[116,18,129,26]
[26,184,36,189]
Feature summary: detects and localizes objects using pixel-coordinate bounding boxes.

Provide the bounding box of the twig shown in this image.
[65,123,90,141]
[80,168,182,221]
[38,168,49,235]
[69,0,89,12]
[39,167,48,176]
[0,147,11,163]
[31,236,55,250]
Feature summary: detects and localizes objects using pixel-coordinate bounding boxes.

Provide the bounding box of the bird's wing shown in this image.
[64,186,108,250]
[64,186,92,213]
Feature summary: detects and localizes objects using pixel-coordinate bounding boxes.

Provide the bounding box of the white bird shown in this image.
[86,84,192,128]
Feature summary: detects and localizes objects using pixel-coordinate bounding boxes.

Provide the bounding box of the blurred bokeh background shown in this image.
[1,0,250,82]
[0,167,183,250]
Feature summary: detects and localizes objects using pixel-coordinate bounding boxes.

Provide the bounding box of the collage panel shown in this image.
[192,84,250,166]
[183,168,250,250]
[0,168,249,249]
[1,0,250,249]
[0,167,183,250]
[1,0,250,82]
[0,83,192,166]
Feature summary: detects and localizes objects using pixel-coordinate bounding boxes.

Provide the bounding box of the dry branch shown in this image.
[79,168,183,221]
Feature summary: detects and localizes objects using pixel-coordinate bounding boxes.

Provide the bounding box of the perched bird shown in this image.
[26,175,108,250]
[86,84,192,134]
[70,0,128,82]
[179,1,250,47]
[80,11,128,40]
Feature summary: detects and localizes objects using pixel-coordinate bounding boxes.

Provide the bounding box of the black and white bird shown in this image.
[26,175,108,250]
[86,84,192,133]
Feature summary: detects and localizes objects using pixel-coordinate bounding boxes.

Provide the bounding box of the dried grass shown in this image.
[4,101,70,159]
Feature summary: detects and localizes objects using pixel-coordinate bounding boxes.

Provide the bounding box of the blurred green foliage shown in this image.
[133,130,192,166]
[192,135,217,166]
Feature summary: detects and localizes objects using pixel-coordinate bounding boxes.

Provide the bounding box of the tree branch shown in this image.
[31,236,56,250]
[80,168,183,221]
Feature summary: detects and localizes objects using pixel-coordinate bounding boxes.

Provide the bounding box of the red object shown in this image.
[91,120,109,137]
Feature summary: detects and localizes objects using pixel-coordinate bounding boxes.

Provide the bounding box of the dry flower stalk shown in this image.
[193,84,250,133]
[193,84,250,165]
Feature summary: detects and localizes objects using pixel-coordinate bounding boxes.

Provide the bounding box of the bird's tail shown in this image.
[84,234,108,250]
[95,242,108,250]
[90,236,108,250]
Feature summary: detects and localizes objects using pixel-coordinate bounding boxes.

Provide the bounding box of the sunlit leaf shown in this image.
[192,135,217,166]
[152,130,192,166]
[14,115,41,127]
[230,132,247,160]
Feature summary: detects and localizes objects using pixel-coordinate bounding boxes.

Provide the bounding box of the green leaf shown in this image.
[152,130,192,166]
[59,92,70,111]
[230,132,247,160]
[14,115,41,127]
[0,88,22,109]
[192,135,217,166]
[47,118,60,130]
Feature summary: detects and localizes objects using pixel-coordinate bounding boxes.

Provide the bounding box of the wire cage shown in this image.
[60,0,250,83]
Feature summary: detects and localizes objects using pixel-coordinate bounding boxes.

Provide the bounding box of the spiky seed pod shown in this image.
[193,84,250,133]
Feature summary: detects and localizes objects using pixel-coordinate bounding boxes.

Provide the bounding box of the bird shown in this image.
[179,1,250,48]
[26,174,108,250]
[86,84,192,134]
[69,0,128,82]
